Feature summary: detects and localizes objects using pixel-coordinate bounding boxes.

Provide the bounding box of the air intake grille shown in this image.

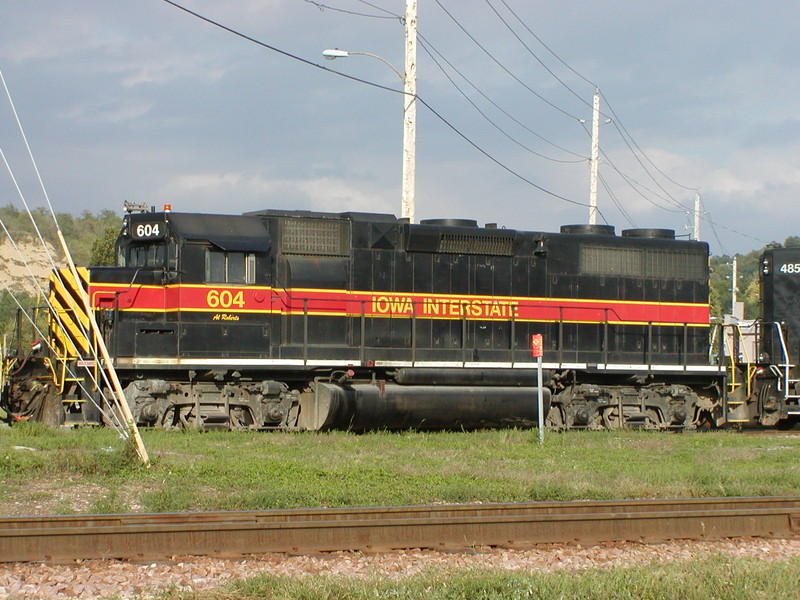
[580,246,706,280]
[281,219,350,256]
[437,234,514,255]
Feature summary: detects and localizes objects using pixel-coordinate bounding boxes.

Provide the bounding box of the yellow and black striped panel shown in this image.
[48,267,91,358]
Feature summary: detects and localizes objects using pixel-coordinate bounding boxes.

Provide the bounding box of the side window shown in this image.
[205,249,255,284]
[167,239,178,272]
[228,252,246,283]
[206,250,225,282]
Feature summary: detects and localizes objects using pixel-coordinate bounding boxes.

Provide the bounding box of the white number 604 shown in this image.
[135,223,160,237]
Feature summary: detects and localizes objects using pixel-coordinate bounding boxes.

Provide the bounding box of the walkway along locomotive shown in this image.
[2,207,798,430]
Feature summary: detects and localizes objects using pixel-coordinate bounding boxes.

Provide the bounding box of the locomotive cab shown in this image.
[734,246,800,427]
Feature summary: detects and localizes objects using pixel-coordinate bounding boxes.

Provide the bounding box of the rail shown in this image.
[1,496,798,563]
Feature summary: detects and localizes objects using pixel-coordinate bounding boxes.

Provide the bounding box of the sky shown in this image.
[1,0,799,257]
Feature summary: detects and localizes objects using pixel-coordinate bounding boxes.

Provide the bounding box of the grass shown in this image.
[152,555,800,599]
[1,423,799,514]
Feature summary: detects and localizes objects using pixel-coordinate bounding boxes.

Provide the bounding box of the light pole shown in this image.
[322,2,417,223]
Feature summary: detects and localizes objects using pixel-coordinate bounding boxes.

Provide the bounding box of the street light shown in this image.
[321,6,417,225]
[322,49,404,82]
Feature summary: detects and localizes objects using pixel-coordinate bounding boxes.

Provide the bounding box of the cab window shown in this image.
[128,243,166,268]
[205,249,255,284]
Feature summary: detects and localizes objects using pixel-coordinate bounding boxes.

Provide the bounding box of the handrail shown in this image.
[723,324,739,393]
[771,322,791,397]
[733,323,754,397]
[286,295,712,368]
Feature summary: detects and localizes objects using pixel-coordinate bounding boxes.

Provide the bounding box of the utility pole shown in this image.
[731,255,738,314]
[588,88,600,225]
[693,192,701,241]
[401,0,417,224]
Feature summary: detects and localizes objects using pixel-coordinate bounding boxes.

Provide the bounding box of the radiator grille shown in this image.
[437,234,514,255]
[580,246,706,280]
[281,219,350,256]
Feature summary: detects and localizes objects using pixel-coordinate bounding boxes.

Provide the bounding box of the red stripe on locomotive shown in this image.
[89,283,709,326]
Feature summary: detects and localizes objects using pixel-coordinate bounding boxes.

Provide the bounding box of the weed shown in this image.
[1,427,799,515]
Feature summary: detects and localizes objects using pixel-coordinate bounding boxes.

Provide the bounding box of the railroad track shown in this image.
[1,496,798,563]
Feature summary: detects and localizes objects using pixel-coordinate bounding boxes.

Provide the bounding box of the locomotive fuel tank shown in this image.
[298,381,551,431]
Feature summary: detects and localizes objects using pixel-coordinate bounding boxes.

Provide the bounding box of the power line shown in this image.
[598,173,637,228]
[476,1,694,220]
[301,1,588,161]
[483,0,593,109]
[496,0,598,89]
[417,94,601,212]
[419,36,587,163]
[487,1,700,201]
[605,115,693,211]
[301,0,699,223]
[304,0,587,160]
[297,1,764,252]
[432,0,584,122]
[164,0,593,211]
[353,0,401,18]
[303,0,400,20]
[602,97,699,193]
[577,119,687,214]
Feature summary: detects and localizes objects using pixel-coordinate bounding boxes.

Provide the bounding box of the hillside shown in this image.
[0,236,62,296]
[0,206,121,336]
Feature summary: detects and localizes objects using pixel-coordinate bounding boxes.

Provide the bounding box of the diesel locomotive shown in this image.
[2,206,798,431]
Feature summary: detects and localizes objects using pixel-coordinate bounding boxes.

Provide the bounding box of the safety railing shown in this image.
[280,293,702,369]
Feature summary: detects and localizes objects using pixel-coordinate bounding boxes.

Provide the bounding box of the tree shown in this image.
[89,225,120,266]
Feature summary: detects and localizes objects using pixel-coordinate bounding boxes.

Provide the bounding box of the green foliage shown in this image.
[0,421,142,478]
[68,209,121,266]
[708,253,759,320]
[0,204,121,267]
[2,428,799,515]
[162,555,800,599]
[708,234,800,319]
[89,224,121,266]
[0,289,39,339]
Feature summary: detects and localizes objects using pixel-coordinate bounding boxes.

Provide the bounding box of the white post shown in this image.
[731,256,738,314]
[588,88,600,225]
[531,334,545,446]
[694,192,701,241]
[537,356,544,446]
[401,0,417,224]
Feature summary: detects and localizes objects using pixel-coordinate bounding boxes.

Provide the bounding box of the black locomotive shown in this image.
[2,206,797,431]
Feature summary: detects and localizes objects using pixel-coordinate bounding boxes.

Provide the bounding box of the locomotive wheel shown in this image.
[757,382,782,427]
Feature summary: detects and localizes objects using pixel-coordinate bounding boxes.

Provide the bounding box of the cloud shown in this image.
[158,172,395,215]
[4,0,800,257]
[59,99,154,125]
